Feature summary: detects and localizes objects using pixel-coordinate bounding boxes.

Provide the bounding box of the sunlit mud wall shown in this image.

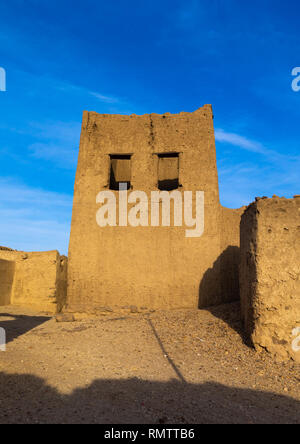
[0,248,67,313]
[240,197,300,362]
[67,106,243,313]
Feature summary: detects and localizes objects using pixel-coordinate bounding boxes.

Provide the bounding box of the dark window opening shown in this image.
[109,155,132,190]
[157,153,179,191]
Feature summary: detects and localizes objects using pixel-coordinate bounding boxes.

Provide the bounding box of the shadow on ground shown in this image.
[0,372,299,424]
[0,313,50,344]
[206,301,247,338]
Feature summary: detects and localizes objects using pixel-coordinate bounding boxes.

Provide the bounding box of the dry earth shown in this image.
[0,302,299,424]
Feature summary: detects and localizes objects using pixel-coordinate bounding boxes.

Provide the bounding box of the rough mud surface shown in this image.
[0,302,299,424]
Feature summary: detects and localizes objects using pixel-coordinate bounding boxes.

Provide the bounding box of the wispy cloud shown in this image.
[0,178,72,254]
[0,119,81,169]
[88,91,119,104]
[26,120,81,168]
[215,129,268,154]
[28,142,78,168]
[215,128,300,162]
[56,80,120,104]
[0,178,72,207]
[29,121,81,142]
[216,129,300,208]
[9,67,133,112]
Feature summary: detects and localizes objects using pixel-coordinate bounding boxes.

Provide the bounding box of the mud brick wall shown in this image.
[0,249,68,313]
[240,197,300,362]
[0,258,15,305]
[67,106,244,313]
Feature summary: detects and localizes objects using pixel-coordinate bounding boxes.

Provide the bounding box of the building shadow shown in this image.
[0,372,299,424]
[198,246,251,344]
[0,313,50,344]
[205,301,250,344]
[198,246,240,309]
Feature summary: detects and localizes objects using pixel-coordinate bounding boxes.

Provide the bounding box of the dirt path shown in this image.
[0,303,299,424]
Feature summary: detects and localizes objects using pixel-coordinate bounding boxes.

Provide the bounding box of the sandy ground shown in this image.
[0,302,299,424]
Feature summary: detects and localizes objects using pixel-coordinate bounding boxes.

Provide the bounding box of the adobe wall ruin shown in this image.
[67,106,243,313]
[0,248,67,313]
[240,197,300,362]
[0,247,15,306]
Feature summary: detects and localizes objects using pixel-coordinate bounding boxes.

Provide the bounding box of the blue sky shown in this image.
[0,0,299,254]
